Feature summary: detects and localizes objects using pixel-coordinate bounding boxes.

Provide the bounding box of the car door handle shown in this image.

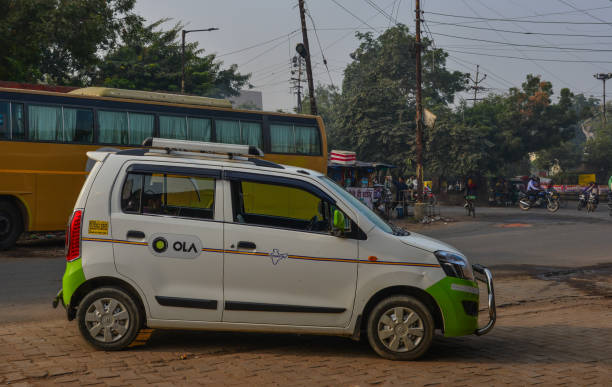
[237,241,256,250]
[126,230,145,239]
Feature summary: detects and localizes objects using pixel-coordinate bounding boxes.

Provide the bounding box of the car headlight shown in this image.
[435,250,474,281]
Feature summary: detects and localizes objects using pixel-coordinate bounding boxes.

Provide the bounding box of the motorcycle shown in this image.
[518,189,560,212]
[578,191,599,213]
[577,193,586,211]
[586,192,598,213]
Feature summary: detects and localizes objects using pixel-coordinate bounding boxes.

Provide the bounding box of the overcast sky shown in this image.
[135,0,612,111]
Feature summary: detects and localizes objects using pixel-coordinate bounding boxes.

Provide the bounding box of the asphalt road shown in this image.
[0,204,610,323]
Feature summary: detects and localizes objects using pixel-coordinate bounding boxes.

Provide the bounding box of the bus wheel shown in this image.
[366,295,434,360]
[0,200,24,250]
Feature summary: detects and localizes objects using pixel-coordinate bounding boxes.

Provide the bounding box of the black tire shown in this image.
[518,201,530,211]
[77,287,142,351]
[366,295,434,360]
[547,200,560,213]
[0,200,24,250]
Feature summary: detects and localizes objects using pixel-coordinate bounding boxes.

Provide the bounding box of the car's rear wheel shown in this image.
[367,295,434,360]
[77,287,142,350]
[0,200,23,250]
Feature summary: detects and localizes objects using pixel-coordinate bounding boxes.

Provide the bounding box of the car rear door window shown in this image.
[122,172,215,220]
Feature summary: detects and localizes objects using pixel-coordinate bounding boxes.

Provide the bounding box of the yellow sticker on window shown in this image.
[88,220,109,235]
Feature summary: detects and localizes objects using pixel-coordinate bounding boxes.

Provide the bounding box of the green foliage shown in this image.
[0,0,139,84]
[584,124,612,182]
[331,25,468,173]
[301,84,341,150]
[95,20,250,97]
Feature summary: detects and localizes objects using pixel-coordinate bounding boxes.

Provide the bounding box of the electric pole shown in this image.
[594,72,612,124]
[181,27,219,94]
[415,0,423,203]
[291,56,306,113]
[467,65,487,105]
[298,0,317,115]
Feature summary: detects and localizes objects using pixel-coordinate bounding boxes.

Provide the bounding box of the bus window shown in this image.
[160,115,187,140]
[216,119,261,147]
[187,117,211,142]
[129,113,154,145]
[0,102,8,139]
[216,119,241,144]
[295,125,320,155]
[270,123,294,153]
[64,108,93,143]
[270,123,320,155]
[98,110,153,145]
[241,121,262,148]
[28,105,62,141]
[11,103,25,139]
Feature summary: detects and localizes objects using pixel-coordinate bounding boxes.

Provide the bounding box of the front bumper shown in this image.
[473,264,496,335]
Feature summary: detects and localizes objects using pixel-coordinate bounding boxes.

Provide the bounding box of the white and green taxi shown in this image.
[54,138,495,360]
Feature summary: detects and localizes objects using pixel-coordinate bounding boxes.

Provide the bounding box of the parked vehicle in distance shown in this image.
[0,86,327,249]
[53,138,495,361]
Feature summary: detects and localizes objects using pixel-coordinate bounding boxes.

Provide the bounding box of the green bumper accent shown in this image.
[426,276,479,337]
[62,259,86,307]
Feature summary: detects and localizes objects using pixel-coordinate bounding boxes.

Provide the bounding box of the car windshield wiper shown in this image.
[391,224,410,236]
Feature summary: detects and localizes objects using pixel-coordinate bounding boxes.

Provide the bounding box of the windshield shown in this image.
[318,175,407,235]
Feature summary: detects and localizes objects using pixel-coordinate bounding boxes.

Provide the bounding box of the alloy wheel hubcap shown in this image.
[85,297,130,343]
[377,306,424,352]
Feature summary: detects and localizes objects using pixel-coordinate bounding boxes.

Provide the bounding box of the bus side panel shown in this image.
[0,141,95,231]
[35,173,87,231]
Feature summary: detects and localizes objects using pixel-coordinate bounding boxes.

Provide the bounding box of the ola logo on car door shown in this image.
[152,237,168,253]
[148,234,202,259]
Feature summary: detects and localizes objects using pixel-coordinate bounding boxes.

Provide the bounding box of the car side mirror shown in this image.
[331,209,348,237]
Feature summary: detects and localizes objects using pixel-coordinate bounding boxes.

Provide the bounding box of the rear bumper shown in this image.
[473,264,496,336]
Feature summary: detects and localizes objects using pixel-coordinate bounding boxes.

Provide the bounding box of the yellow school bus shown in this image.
[0,86,327,249]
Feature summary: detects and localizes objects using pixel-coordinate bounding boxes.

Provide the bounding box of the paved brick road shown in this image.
[1,292,610,386]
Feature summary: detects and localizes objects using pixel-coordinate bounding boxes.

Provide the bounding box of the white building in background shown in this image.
[229,90,263,110]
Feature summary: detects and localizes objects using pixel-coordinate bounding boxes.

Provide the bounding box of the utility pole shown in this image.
[467,65,487,105]
[291,55,306,113]
[181,27,219,94]
[415,0,423,203]
[298,0,317,115]
[593,73,612,124]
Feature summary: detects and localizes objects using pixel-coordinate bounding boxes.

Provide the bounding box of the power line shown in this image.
[363,0,397,25]
[430,31,612,52]
[426,20,612,38]
[329,0,379,31]
[556,0,612,28]
[239,38,290,67]
[216,30,299,57]
[425,10,612,24]
[306,6,335,87]
[466,0,578,91]
[445,49,612,64]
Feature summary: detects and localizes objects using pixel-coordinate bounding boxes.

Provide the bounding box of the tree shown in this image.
[584,124,612,182]
[332,25,468,172]
[0,0,139,84]
[95,20,250,98]
[300,84,341,151]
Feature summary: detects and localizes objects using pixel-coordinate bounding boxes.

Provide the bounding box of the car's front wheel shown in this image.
[367,295,434,360]
[77,287,142,350]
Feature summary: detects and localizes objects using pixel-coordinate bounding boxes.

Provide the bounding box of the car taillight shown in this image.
[65,210,83,262]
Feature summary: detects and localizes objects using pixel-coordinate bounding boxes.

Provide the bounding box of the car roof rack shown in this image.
[142,137,264,157]
[136,137,284,169]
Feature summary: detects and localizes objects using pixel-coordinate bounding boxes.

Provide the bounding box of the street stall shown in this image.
[327,150,395,210]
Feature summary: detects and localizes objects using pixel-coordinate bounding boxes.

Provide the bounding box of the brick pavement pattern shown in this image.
[1,297,610,386]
